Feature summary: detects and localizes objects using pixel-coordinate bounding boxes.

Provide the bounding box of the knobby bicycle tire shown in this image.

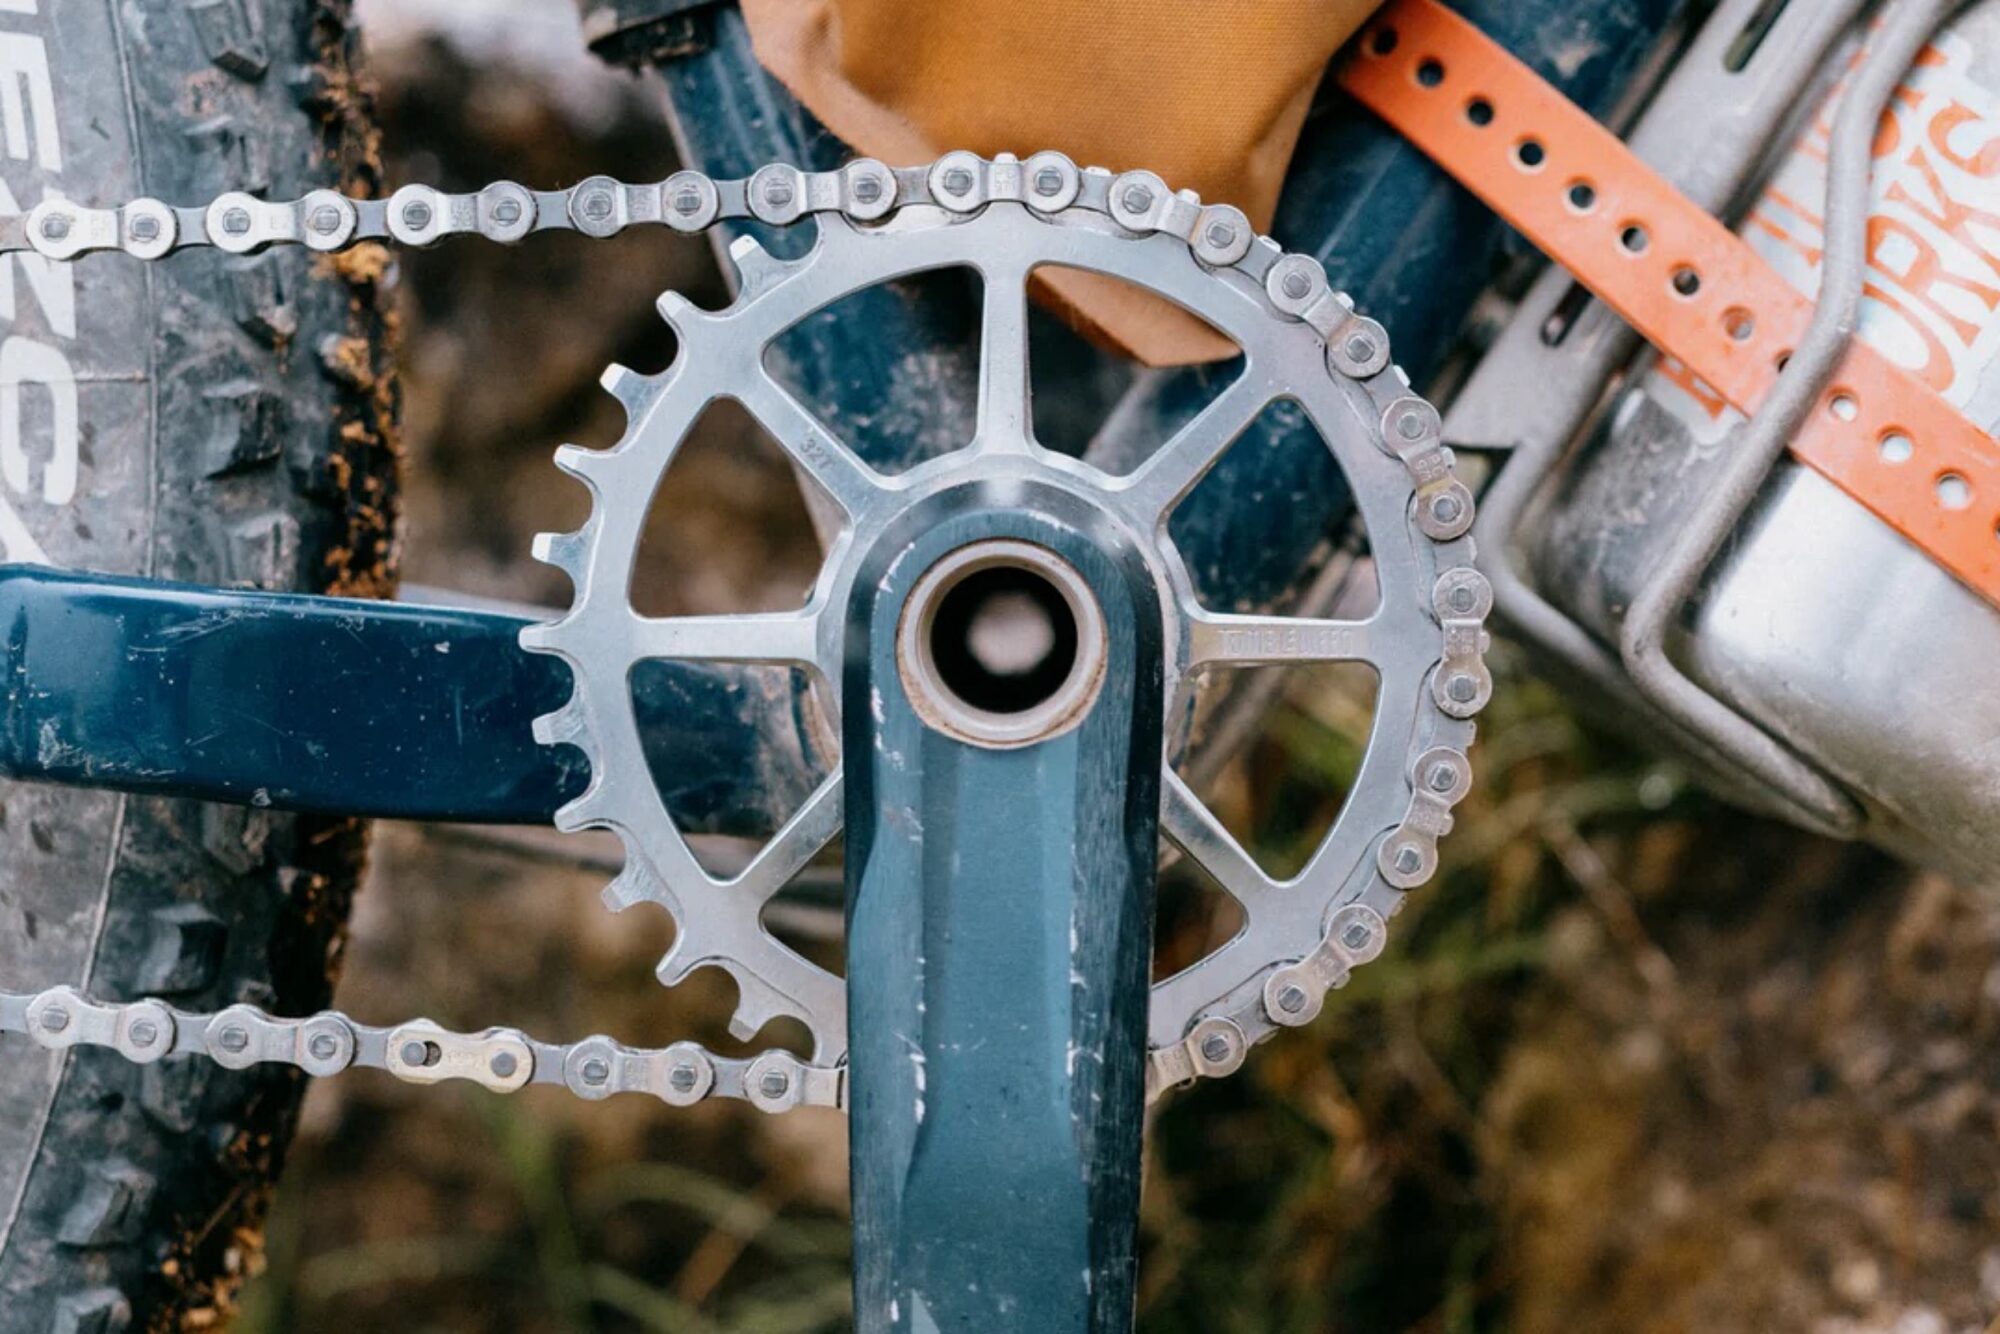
[0,1,396,1327]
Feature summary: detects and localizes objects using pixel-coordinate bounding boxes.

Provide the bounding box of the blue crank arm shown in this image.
[0,565,827,831]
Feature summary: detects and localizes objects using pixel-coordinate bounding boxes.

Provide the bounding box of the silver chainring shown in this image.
[520,152,1489,1104]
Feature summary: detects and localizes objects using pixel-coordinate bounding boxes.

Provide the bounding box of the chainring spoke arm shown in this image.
[1159,769,1275,906]
[725,773,844,907]
[1185,610,1379,668]
[1119,372,1283,519]
[630,609,821,668]
[973,261,1035,452]
[734,372,889,519]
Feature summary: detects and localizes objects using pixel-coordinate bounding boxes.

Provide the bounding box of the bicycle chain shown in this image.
[0,985,840,1111]
[0,152,1487,1112]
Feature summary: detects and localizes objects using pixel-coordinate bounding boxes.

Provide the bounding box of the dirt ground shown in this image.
[230,13,2000,1333]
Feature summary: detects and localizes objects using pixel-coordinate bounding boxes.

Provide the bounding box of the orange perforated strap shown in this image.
[1340,0,2000,609]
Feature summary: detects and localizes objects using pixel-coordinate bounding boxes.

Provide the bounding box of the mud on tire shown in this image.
[0,1,396,1328]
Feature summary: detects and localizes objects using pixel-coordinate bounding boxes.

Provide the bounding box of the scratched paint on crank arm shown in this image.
[845,498,1163,1333]
[0,566,828,830]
